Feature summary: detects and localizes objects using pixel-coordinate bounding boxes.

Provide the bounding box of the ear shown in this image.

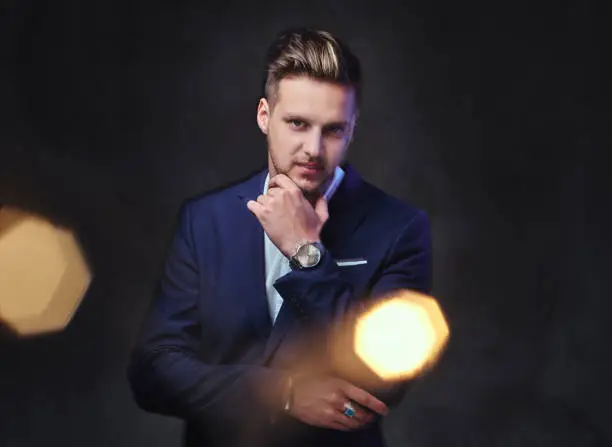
[256,98,270,135]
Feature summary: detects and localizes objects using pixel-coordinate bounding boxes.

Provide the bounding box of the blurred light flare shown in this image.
[353,290,449,381]
[0,206,92,337]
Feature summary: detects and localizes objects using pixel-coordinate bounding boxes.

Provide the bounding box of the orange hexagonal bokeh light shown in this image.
[0,206,92,336]
[353,289,449,381]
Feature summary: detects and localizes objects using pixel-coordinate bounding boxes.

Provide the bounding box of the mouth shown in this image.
[295,162,324,174]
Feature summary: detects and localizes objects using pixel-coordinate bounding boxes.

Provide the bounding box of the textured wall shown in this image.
[1,1,610,445]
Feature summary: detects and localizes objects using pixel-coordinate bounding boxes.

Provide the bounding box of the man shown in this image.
[128,28,432,447]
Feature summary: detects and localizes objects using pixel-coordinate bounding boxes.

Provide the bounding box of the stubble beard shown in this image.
[268,151,329,202]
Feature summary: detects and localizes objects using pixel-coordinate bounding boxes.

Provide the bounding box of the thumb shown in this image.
[314,196,329,223]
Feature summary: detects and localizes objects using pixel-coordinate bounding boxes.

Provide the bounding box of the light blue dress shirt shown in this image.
[263,167,345,323]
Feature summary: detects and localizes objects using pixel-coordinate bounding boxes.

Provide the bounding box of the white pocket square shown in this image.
[335,258,368,267]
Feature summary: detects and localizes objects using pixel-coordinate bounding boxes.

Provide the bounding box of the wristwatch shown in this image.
[289,241,325,270]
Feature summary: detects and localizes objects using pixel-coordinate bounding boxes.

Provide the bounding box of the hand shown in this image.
[288,375,389,431]
[246,174,329,257]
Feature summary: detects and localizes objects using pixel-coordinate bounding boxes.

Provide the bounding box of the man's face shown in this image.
[257,76,357,196]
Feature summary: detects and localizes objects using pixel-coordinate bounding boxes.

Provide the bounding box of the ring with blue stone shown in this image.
[343,401,356,418]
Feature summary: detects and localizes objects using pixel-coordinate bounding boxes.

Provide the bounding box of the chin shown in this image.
[293,176,323,194]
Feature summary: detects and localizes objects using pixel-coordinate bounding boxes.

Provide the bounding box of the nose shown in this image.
[304,130,324,158]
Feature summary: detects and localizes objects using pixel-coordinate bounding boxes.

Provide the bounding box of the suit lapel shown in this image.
[320,163,370,253]
[263,163,371,364]
[235,168,273,341]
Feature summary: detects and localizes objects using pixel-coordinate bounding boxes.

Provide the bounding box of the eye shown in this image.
[326,126,346,137]
[288,119,306,129]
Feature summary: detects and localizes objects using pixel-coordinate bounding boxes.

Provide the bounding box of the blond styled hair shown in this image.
[262,28,362,107]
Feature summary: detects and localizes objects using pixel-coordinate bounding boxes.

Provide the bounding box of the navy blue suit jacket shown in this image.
[127,164,432,447]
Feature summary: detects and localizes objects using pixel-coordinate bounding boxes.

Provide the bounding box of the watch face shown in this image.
[297,243,321,267]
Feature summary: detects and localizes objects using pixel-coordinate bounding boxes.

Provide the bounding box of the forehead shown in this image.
[274,76,357,122]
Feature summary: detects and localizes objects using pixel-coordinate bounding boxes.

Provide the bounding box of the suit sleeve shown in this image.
[273,210,432,323]
[273,210,433,406]
[127,201,287,428]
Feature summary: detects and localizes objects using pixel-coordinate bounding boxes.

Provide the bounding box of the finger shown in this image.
[314,196,329,222]
[359,407,377,423]
[269,174,300,192]
[349,406,375,425]
[265,187,281,197]
[333,411,365,431]
[341,383,389,416]
[246,200,263,216]
[336,400,374,427]
[256,194,271,205]
[322,407,360,431]
[329,397,371,426]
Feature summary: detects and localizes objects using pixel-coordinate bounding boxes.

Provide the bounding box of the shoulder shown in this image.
[178,166,266,220]
[361,178,429,230]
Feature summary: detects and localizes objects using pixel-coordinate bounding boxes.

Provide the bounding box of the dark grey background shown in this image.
[1,0,610,445]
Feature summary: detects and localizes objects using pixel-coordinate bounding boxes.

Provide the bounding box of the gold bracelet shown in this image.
[282,374,294,413]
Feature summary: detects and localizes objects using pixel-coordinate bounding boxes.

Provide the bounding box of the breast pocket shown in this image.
[334,258,373,297]
[335,258,368,267]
